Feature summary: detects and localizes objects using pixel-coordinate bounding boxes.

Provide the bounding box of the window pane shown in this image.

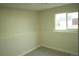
[67,12,78,29]
[55,13,66,30]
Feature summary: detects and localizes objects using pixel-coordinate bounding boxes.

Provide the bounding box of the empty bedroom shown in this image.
[0,3,78,56]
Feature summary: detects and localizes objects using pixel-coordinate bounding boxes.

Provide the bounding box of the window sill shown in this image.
[53,30,78,33]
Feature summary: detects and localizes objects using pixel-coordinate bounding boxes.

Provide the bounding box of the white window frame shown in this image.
[54,12,78,33]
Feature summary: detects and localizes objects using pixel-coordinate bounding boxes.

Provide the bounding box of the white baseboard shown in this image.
[18,44,78,56]
[18,45,40,56]
[41,44,78,56]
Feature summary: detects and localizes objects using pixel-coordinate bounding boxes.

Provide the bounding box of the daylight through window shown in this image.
[55,12,78,31]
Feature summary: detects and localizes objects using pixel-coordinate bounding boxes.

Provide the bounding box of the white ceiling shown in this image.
[0,3,69,11]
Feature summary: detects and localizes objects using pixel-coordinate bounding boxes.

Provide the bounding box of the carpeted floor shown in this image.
[24,47,75,56]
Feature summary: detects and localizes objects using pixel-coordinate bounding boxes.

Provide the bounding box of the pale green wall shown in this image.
[39,4,78,55]
[0,8,39,56]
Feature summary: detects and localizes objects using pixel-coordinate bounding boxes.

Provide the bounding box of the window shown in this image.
[55,13,66,30]
[55,12,78,31]
[67,12,78,29]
